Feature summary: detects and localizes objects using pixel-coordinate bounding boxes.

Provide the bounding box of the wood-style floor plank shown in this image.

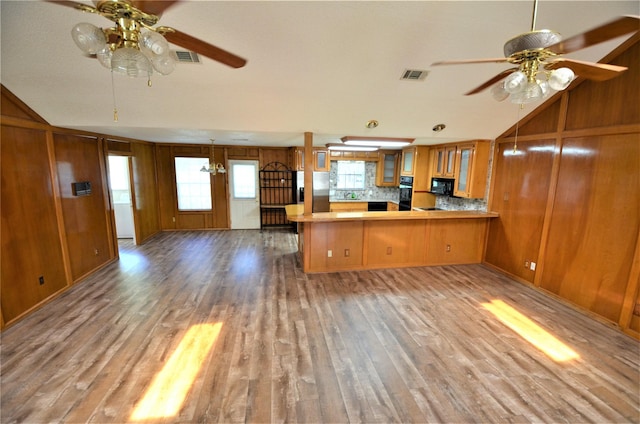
[1,230,638,423]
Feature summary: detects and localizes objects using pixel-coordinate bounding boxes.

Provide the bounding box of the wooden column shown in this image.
[304,132,313,215]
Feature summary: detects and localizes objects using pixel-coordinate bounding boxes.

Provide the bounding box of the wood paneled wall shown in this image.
[1,87,162,328]
[1,125,68,323]
[485,36,640,337]
[53,132,115,281]
[130,142,161,243]
[1,86,292,327]
[155,143,291,231]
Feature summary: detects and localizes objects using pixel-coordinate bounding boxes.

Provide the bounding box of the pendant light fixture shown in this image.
[200,139,226,174]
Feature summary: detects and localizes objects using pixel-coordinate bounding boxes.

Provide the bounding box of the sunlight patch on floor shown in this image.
[482,299,580,362]
[130,322,223,421]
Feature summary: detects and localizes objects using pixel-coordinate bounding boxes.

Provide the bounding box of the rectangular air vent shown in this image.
[173,50,201,63]
[400,69,429,81]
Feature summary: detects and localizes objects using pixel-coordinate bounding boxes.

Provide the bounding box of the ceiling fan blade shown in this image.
[432,58,509,66]
[163,29,247,68]
[546,15,640,55]
[132,1,180,18]
[464,68,518,95]
[45,0,98,12]
[545,58,628,81]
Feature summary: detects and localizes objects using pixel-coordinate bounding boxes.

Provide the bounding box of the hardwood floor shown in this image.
[1,230,638,423]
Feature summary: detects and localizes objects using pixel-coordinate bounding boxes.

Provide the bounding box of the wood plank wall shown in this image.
[1,86,293,327]
[155,144,291,230]
[485,36,640,337]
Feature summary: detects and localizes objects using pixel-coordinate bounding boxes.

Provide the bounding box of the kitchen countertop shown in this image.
[330,198,398,203]
[286,209,498,222]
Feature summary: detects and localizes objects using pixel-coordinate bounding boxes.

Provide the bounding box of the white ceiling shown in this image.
[1,1,638,147]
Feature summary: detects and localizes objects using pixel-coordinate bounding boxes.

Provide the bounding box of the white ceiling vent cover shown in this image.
[173,50,201,63]
[400,69,429,81]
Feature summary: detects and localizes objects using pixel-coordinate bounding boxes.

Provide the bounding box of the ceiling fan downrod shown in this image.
[530,0,539,32]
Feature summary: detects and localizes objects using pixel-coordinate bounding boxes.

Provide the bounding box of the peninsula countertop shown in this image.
[286,208,498,223]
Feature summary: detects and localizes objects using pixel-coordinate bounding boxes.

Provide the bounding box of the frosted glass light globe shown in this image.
[111,47,153,78]
[71,23,106,55]
[504,71,527,94]
[96,47,112,69]
[140,31,170,57]
[152,55,176,75]
[510,82,543,104]
[549,67,575,91]
[491,82,509,102]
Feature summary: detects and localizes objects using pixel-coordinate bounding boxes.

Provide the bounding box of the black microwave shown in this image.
[430,177,454,196]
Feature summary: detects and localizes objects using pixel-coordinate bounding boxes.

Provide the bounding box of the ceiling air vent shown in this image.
[400,69,429,81]
[174,50,201,63]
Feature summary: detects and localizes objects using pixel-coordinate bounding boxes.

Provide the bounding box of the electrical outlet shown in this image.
[524,260,530,268]
[344,249,350,257]
[327,250,332,258]
[530,262,536,271]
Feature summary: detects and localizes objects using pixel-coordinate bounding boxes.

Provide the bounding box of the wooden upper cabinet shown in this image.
[400,147,416,176]
[444,146,456,177]
[376,151,399,186]
[330,150,379,161]
[295,147,330,171]
[313,148,329,171]
[433,145,456,178]
[293,147,305,171]
[453,140,491,198]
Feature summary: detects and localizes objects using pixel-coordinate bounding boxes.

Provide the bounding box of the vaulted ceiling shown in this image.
[1,1,638,147]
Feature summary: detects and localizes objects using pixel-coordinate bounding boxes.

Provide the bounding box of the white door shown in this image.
[228,160,260,229]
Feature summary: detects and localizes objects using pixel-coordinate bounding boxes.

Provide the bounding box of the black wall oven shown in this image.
[399,176,413,211]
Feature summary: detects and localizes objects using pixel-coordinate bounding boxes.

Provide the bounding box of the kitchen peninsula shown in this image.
[287,209,498,273]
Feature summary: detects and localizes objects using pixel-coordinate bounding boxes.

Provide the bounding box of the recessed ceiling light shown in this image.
[432,124,446,132]
[366,120,379,129]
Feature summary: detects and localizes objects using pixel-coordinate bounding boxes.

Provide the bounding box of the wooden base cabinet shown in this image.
[299,215,493,272]
[425,219,486,265]
[307,221,364,272]
[366,220,427,267]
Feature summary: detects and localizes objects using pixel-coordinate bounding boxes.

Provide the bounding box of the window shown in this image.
[175,157,212,210]
[232,163,257,199]
[336,161,365,189]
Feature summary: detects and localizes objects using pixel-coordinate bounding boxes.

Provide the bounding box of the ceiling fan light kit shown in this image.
[58,0,247,82]
[432,0,638,105]
[71,21,175,81]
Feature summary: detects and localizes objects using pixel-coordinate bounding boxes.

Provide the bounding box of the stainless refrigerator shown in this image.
[312,172,330,212]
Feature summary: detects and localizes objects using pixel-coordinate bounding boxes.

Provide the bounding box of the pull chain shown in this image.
[513,104,524,153]
[111,70,118,122]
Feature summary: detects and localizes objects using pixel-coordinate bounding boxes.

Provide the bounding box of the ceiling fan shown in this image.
[432,0,639,104]
[48,0,247,81]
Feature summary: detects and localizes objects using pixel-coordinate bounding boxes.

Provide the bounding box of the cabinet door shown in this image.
[313,149,329,171]
[366,220,426,266]
[444,146,456,177]
[454,144,474,197]
[426,219,485,265]
[308,222,363,271]
[434,147,445,176]
[376,151,399,186]
[400,147,416,176]
[294,148,305,171]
